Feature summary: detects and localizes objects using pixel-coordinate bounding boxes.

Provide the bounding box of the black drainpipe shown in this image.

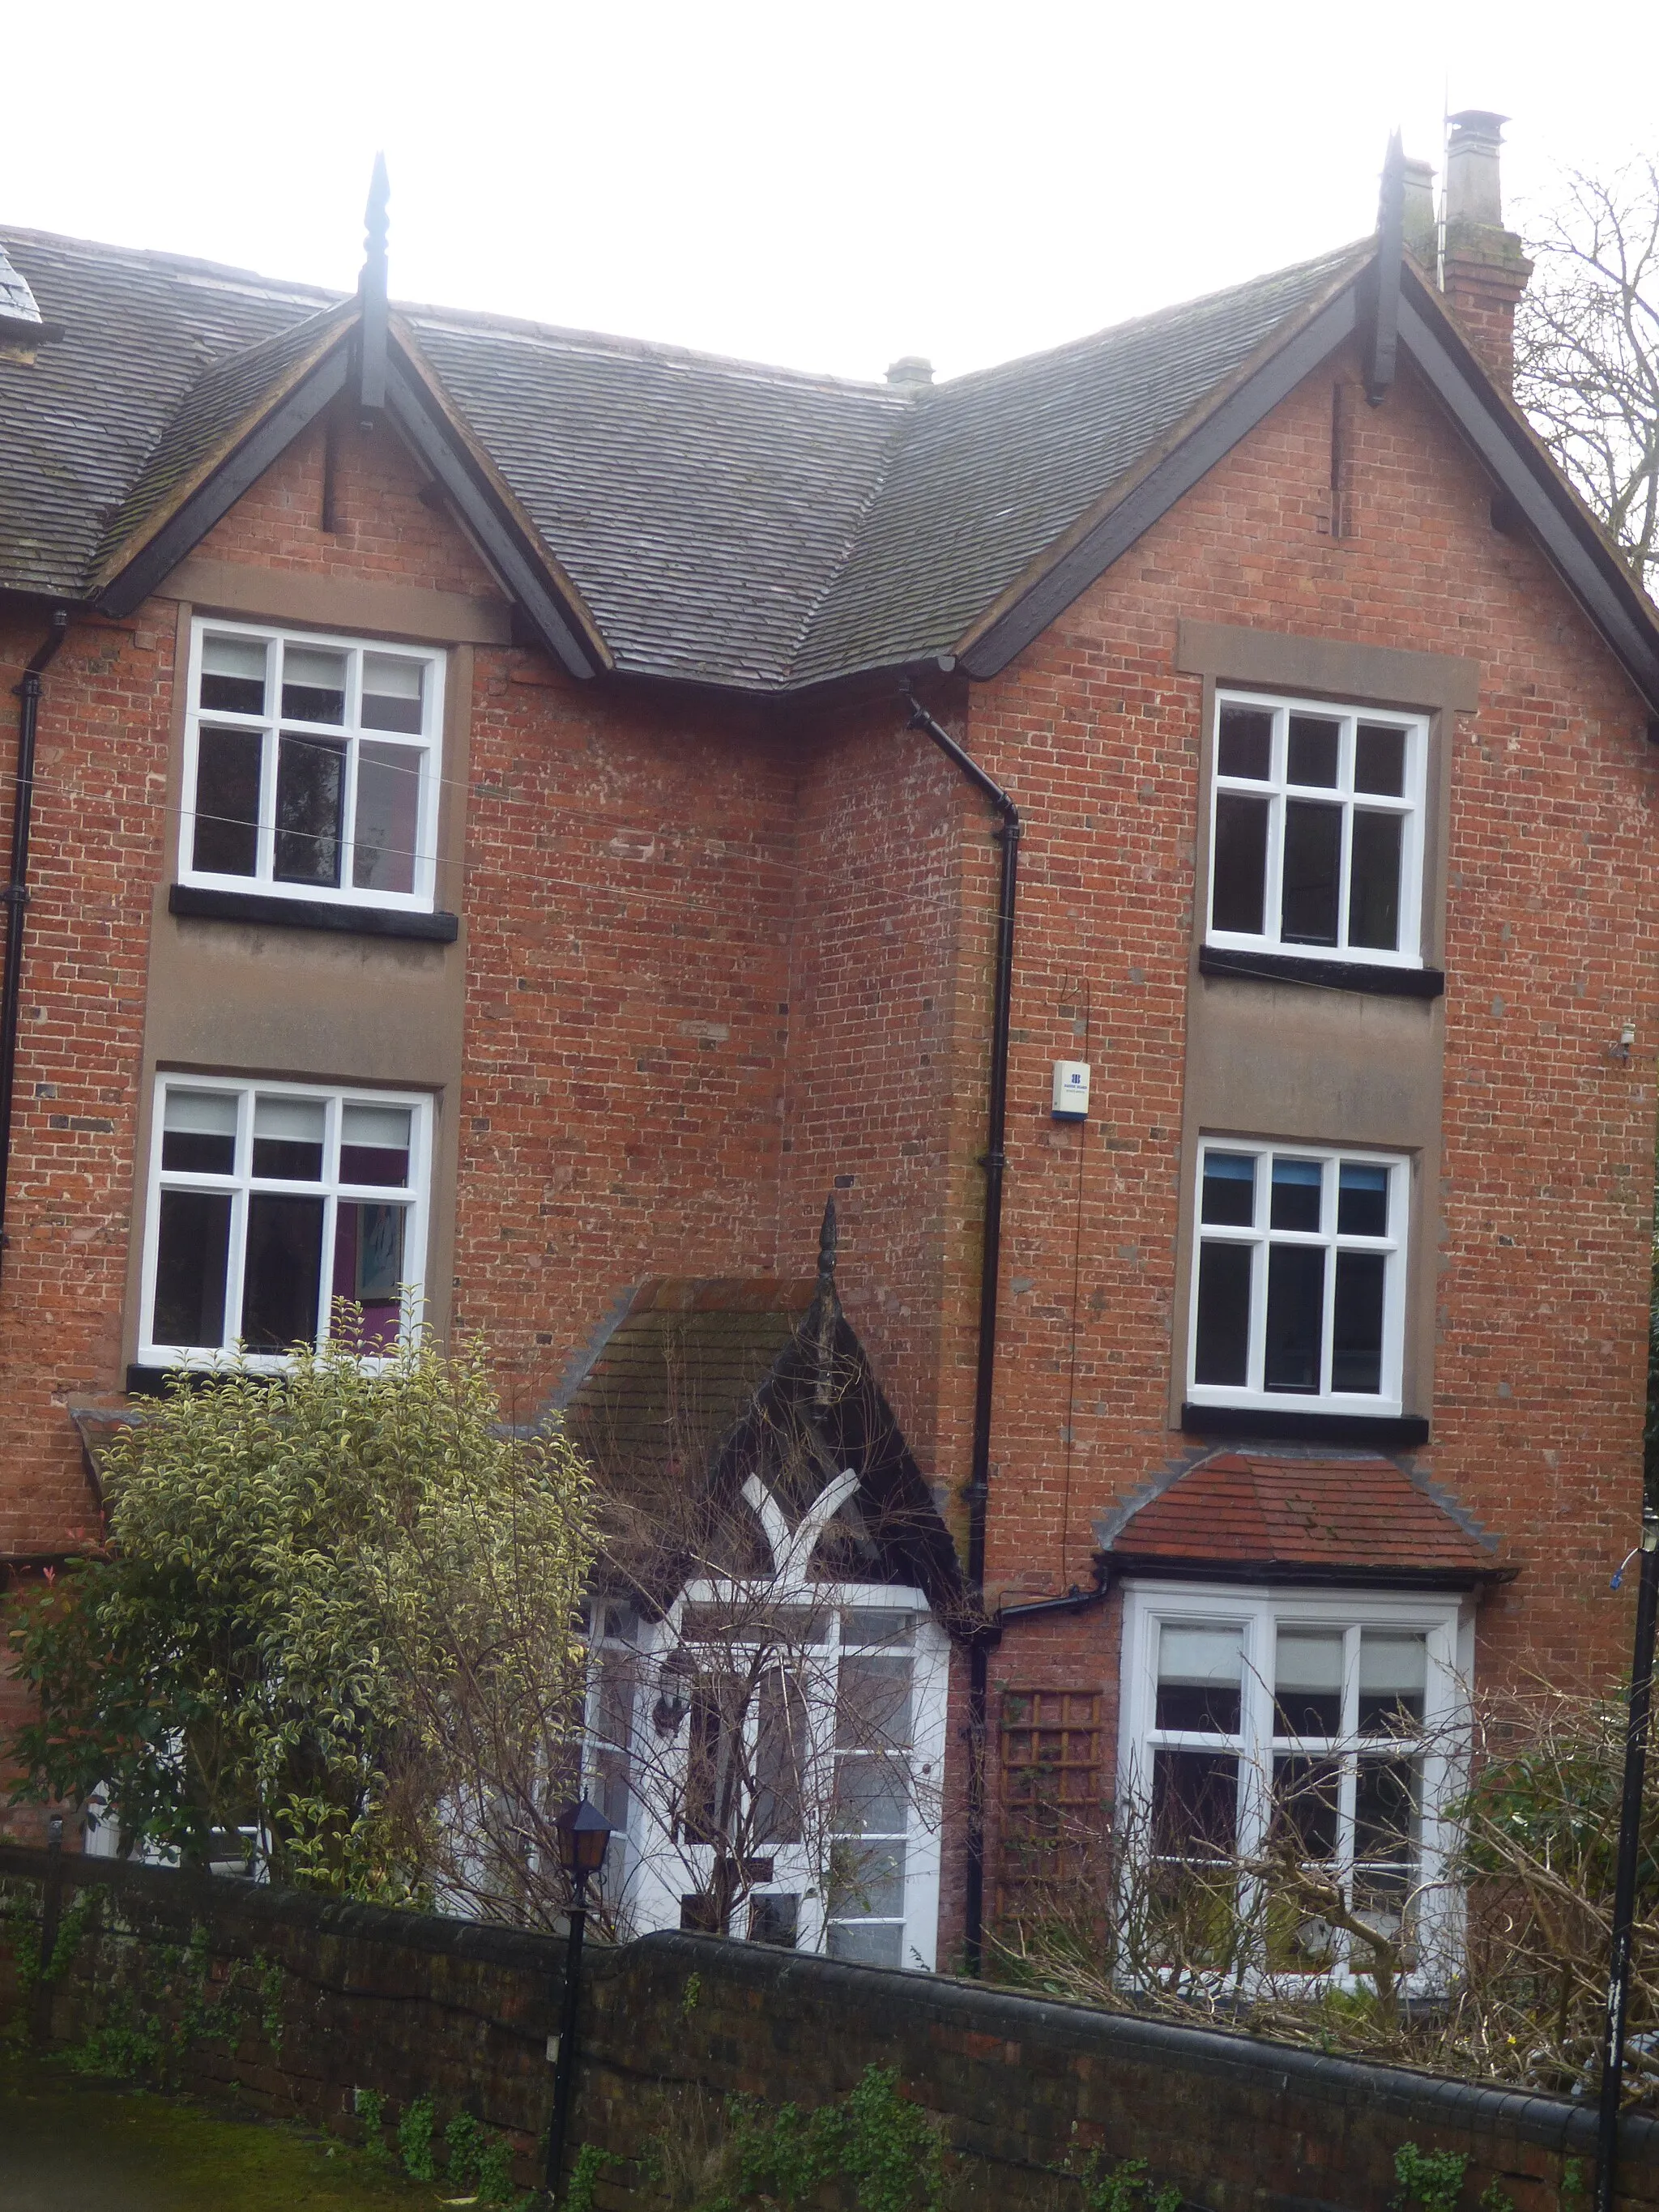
[905,691,1019,1976]
[0,610,70,1279]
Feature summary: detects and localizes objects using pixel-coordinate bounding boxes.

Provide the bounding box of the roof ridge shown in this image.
[0,224,341,308]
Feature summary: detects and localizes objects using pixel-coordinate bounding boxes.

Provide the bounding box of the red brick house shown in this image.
[2,116,1657,1975]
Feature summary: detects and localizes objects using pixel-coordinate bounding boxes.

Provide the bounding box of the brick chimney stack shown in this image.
[1440,109,1532,386]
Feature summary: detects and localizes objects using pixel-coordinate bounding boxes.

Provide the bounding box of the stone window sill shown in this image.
[168,884,458,943]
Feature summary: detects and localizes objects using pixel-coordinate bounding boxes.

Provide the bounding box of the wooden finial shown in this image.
[358,153,390,417]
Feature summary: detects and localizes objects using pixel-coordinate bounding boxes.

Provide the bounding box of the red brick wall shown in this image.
[954,341,1655,1770]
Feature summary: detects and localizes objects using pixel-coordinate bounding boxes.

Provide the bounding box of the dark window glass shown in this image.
[682,1681,732,1846]
[827,1840,906,1919]
[1152,1749,1238,1857]
[1193,1242,1252,1387]
[1280,799,1341,944]
[352,743,419,895]
[1286,714,1340,787]
[1354,1756,1419,1871]
[755,1670,808,1845]
[241,1193,325,1350]
[837,1656,912,1750]
[1265,1243,1325,1392]
[331,1201,407,1352]
[279,645,347,726]
[199,671,266,714]
[193,728,262,876]
[1216,705,1273,780]
[251,1138,324,1180]
[339,1146,409,1187]
[1331,1251,1386,1392]
[274,735,344,885]
[1201,1151,1256,1226]
[748,1893,800,1947]
[1156,1625,1243,1733]
[1354,722,1407,796]
[1211,792,1269,934]
[1271,1754,1341,1859]
[1269,1156,1322,1231]
[160,1131,235,1174]
[152,1190,231,1346]
[1337,1162,1389,1238]
[831,1754,908,1837]
[1273,1630,1344,1737]
[1348,811,1403,950]
[198,634,267,716]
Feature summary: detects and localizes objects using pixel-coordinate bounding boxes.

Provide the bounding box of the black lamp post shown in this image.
[1596,1503,1659,2212]
[544,1796,612,2201]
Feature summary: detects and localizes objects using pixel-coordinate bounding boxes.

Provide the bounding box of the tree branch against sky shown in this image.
[1516,161,1659,595]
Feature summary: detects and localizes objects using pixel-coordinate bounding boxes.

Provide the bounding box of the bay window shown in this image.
[1188,1140,1407,1416]
[1120,1583,1467,1986]
[183,620,443,910]
[1208,691,1426,965]
[141,1076,430,1366]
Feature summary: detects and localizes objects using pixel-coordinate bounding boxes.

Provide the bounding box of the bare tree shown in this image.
[1516,161,1659,595]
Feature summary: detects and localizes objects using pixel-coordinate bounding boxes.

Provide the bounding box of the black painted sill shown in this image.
[168,883,459,943]
[1179,1403,1431,1447]
[1198,946,1444,999]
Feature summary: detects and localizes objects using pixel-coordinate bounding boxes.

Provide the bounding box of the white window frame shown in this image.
[138,1072,433,1371]
[181,617,446,913]
[1206,688,1427,968]
[1187,1137,1410,1417]
[1118,1580,1472,1991]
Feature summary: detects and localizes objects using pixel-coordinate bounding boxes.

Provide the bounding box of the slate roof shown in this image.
[1106,1451,1511,1586]
[0,222,1369,688]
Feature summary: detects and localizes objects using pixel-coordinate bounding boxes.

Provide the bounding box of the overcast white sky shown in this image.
[4,0,1657,383]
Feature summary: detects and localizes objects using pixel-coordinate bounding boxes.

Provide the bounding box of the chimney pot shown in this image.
[1445,109,1509,231]
[885,355,934,389]
[1401,156,1437,267]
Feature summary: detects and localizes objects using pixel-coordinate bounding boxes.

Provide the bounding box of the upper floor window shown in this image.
[183,620,445,910]
[1189,1140,1407,1417]
[139,1075,431,1369]
[1208,692,1427,966]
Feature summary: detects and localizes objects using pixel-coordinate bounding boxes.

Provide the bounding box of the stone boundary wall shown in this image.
[1,1845,1655,2212]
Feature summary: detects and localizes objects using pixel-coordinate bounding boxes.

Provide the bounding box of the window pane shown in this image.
[1348,810,1403,951]
[825,1920,903,1967]
[331,1200,407,1349]
[1156,1623,1243,1734]
[1337,1162,1389,1238]
[831,1754,908,1836]
[1270,1754,1341,1858]
[1269,1156,1322,1232]
[1201,1151,1256,1226]
[1280,799,1341,944]
[279,645,347,725]
[199,633,267,716]
[252,1095,326,1182]
[351,742,420,896]
[340,1103,412,1187]
[1354,722,1407,796]
[1286,714,1339,787]
[755,1669,808,1845]
[828,1839,906,1919]
[152,1189,232,1346]
[161,1088,237,1174]
[1193,1242,1252,1387]
[274,734,344,885]
[748,1894,800,1947]
[360,653,425,735]
[1332,1251,1386,1393]
[1216,704,1272,780]
[682,1681,731,1846]
[1273,1629,1344,1737]
[1265,1242,1324,1392]
[192,727,262,876]
[1358,1632,1427,1731]
[1152,1748,1238,1856]
[836,1656,913,1750]
[842,1609,914,1647]
[241,1192,326,1350]
[1210,792,1269,934]
[1355,1755,1421,1871]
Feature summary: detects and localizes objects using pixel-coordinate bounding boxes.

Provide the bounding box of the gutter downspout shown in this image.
[905,692,1020,1976]
[0,610,69,1281]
